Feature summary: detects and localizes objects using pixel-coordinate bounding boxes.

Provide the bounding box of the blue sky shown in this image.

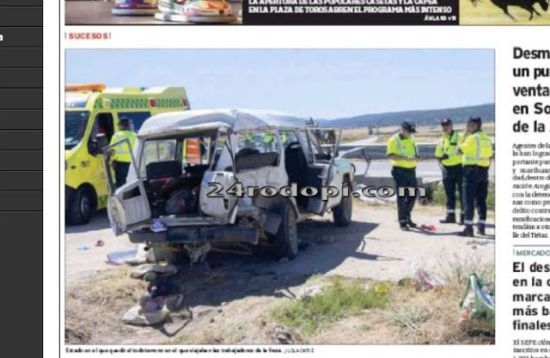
[66,49,494,119]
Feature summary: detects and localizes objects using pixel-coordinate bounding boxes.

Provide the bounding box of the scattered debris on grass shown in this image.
[460,273,495,320]
[66,252,495,345]
[411,262,445,290]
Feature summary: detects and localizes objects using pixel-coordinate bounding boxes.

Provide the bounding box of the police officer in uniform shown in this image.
[110,117,137,188]
[458,117,493,237]
[387,121,419,231]
[435,118,464,224]
[262,132,276,151]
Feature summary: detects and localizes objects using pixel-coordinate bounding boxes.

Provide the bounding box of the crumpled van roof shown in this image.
[138,109,310,138]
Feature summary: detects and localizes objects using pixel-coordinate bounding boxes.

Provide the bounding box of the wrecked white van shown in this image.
[105,109,355,263]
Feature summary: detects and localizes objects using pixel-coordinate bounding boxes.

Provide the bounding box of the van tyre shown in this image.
[68,187,94,225]
[333,188,352,227]
[254,205,298,260]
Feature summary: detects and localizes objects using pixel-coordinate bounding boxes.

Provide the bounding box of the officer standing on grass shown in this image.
[110,117,137,188]
[458,117,493,237]
[435,118,465,224]
[386,121,419,231]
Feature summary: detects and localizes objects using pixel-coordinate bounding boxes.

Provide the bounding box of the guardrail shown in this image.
[338,143,495,160]
[339,143,434,160]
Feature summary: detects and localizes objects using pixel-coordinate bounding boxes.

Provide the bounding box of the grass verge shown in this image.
[271,277,390,336]
[270,256,495,344]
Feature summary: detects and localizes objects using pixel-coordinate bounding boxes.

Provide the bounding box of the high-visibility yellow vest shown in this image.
[263,133,275,144]
[386,133,417,169]
[435,130,463,167]
[110,130,137,163]
[460,130,493,167]
[280,132,288,145]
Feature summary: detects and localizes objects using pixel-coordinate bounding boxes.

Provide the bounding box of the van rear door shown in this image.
[103,139,151,235]
[198,129,239,223]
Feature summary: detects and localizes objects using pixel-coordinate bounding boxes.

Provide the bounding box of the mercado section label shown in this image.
[243,0,458,25]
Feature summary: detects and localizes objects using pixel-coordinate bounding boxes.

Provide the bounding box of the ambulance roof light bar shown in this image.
[65,84,106,93]
[142,86,185,94]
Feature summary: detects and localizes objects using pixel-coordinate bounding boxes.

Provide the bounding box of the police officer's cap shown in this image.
[440,118,452,126]
[119,117,131,125]
[401,121,416,133]
[468,117,482,125]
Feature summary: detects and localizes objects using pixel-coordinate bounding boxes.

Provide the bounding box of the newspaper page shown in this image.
[29,0,550,357]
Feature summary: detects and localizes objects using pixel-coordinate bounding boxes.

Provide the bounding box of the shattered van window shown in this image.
[237,131,280,154]
[140,139,177,177]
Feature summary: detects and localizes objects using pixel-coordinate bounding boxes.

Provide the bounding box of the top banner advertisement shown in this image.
[65,0,550,25]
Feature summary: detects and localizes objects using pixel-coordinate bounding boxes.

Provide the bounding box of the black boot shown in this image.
[458,214,464,225]
[407,219,417,228]
[477,225,486,236]
[439,213,456,224]
[400,225,410,231]
[458,226,474,237]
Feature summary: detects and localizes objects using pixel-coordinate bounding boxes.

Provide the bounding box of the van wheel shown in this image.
[254,205,298,260]
[333,188,352,227]
[68,187,95,225]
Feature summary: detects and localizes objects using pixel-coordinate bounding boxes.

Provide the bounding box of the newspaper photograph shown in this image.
[7,0,545,357]
[61,48,495,347]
